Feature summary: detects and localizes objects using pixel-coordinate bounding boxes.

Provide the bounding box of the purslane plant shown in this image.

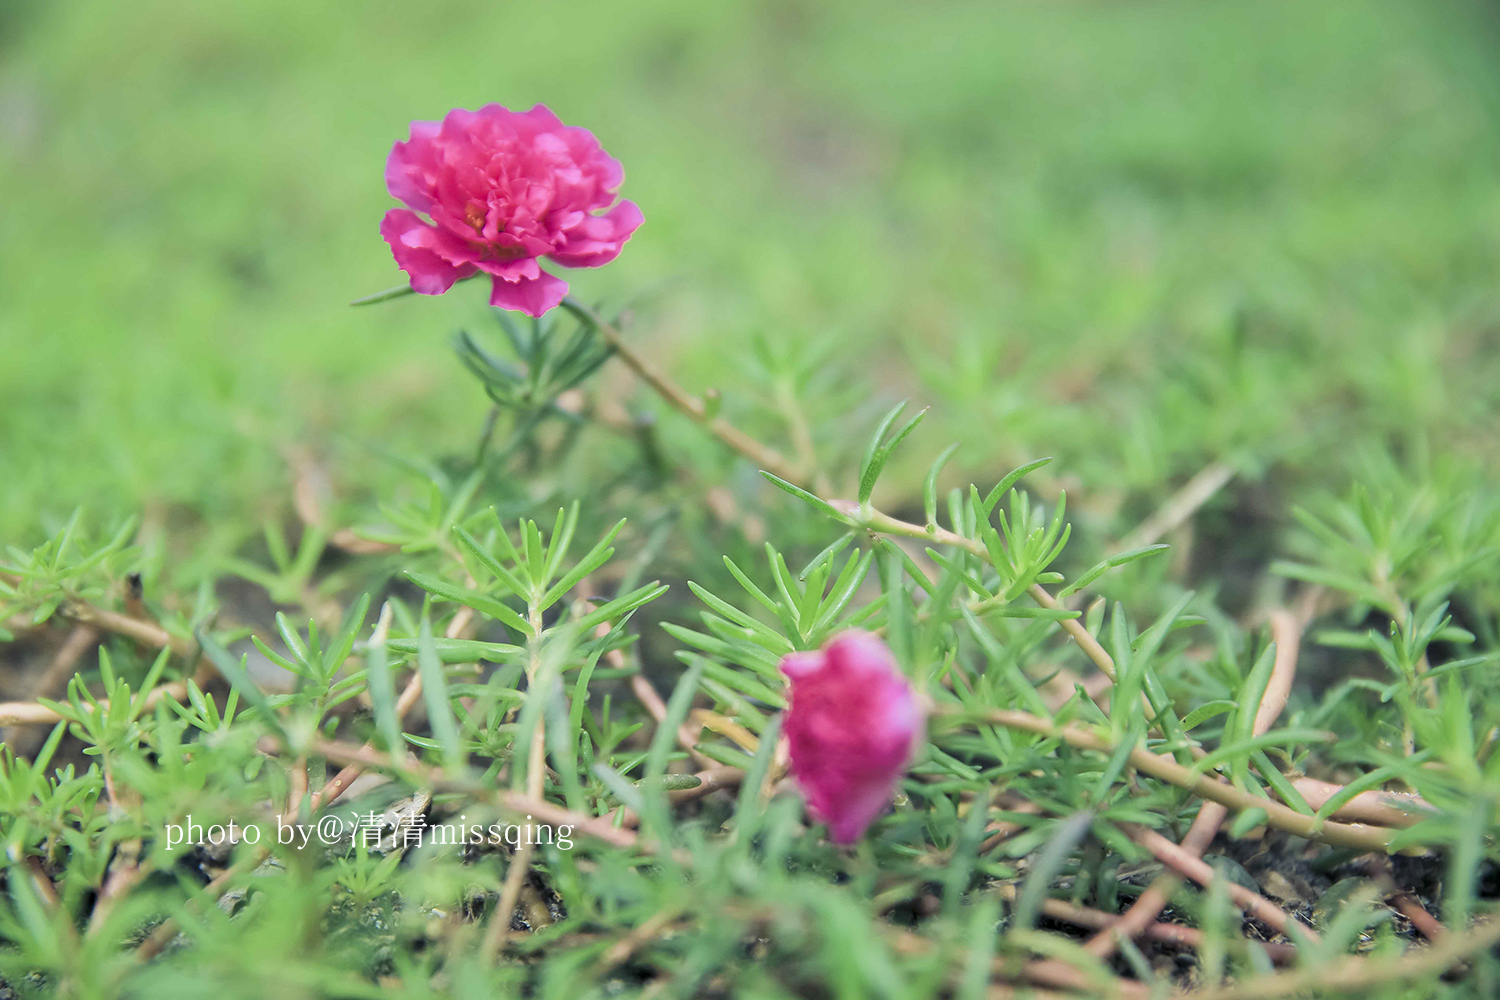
[2,101,1499,1000]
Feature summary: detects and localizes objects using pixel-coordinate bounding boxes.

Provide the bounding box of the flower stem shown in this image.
[559,297,802,484]
[865,510,1121,683]
[481,601,549,961]
[938,706,1397,853]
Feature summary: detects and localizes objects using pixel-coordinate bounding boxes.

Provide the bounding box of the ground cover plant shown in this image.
[4,1,1500,997]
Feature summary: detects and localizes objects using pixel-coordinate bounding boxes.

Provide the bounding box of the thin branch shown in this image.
[87,837,144,939]
[1364,855,1447,943]
[1086,612,1298,960]
[979,795,1043,855]
[30,625,99,700]
[1391,893,1447,943]
[286,756,309,819]
[1084,803,1226,958]
[1254,611,1301,737]
[0,670,207,728]
[559,298,802,484]
[616,766,744,829]
[1112,461,1236,554]
[868,510,1122,684]
[548,315,1120,701]
[481,603,550,961]
[1125,824,1318,945]
[884,921,1148,999]
[993,883,1295,964]
[1179,916,1500,1000]
[308,737,643,852]
[137,851,265,960]
[24,856,62,911]
[0,624,96,742]
[288,446,398,555]
[630,665,716,770]
[947,707,1396,852]
[593,907,684,975]
[1288,777,1431,829]
[62,600,192,656]
[310,599,473,812]
[139,727,654,965]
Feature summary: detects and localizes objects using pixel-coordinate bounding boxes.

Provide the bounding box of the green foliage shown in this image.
[456,310,613,421]
[0,513,139,632]
[4,1,1500,996]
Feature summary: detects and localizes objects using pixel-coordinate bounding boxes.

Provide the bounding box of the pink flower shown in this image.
[381,103,643,317]
[779,631,923,844]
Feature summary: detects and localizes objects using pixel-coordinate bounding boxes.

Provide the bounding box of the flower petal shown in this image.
[778,630,922,844]
[488,268,569,317]
[385,120,443,212]
[380,104,640,314]
[548,200,645,269]
[381,210,477,295]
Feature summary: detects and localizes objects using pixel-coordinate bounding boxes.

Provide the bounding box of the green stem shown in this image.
[866,509,1121,684]
[351,270,482,306]
[934,706,1396,853]
[559,297,802,483]
[350,283,418,306]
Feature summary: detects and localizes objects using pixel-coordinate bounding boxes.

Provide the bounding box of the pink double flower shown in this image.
[780,631,924,844]
[381,103,642,317]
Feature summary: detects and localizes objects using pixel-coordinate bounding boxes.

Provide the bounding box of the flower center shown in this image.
[464,203,486,232]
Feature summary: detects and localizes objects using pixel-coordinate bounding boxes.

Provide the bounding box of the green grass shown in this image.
[3,0,1500,996]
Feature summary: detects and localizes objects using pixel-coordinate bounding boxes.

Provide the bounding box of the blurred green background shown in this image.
[3,0,1498,553]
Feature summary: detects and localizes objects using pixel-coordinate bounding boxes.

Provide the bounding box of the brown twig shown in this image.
[1391,893,1447,943]
[594,907,684,974]
[1254,611,1301,737]
[286,756,309,819]
[288,446,398,555]
[1112,461,1236,554]
[979,796,1043,855]
[24,856,62,911]
[481,604,549,960]
[137,850,265,960]
[631,670,716,770]
[885,920,1147,999]
[1084,803,1228,958]
[0,624,97,744]
[950,708,1396,852]
[0,669,208,728]
[310,600,472,813]
[1176,916,1500,1000]
[61,600,191,656]
[308,738,644,852]
[139,726,653,965]
[614,766,745,829]
[994,883,1296,964]
[87,838,145,939]
[30,625,99,700]
[1124,824,1318,945]
[1080,613,1306,960]
[551,323,1134,727]
[559,298,802,485]
[1362,856,1447,943]
[1287,777,1431,829]
[867,511,1123,687]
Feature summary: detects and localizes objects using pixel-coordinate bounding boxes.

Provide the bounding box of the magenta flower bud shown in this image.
[779,631,923,844]
[382,103,643,317]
